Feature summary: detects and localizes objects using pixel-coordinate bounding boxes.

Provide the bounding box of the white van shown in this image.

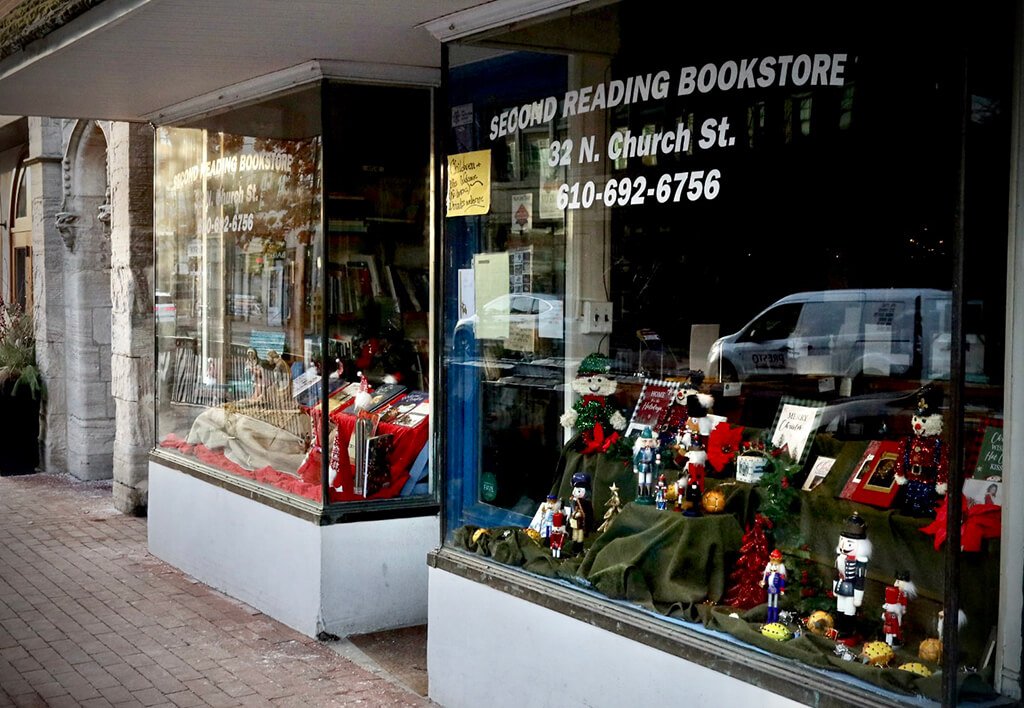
[706,289,966,384]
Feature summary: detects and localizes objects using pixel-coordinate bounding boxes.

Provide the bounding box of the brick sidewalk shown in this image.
[0,472,431,707]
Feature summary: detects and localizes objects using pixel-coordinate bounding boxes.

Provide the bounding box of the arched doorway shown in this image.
[9,155,31,310]
[60,120,114,481]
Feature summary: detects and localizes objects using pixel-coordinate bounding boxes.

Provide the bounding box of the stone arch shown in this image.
[60,120,114,481]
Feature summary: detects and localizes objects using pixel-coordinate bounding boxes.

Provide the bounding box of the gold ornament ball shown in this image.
[524,528,541,543]
[702,488,727,514]
[919,638,943,663]
[860,641,894,667]
[666,483,679,503]
[898,662,933,677]
[805,610,835,636]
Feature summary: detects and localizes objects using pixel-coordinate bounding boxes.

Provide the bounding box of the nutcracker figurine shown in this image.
[654,472,668,510]
[675,466,704,516]
[894,389,949,517]
[659,370,705,448]
[568,472,593,555]
[881,570,917,647]
[549,512,567,559]
[528,493,561,545]
[675,385,720,490]
[834,512,872,638]
[633,427,660,500]
[761,549,787,623]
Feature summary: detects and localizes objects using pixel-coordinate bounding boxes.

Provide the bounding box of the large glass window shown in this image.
[442,3,1009,701]
[155,81,433,507]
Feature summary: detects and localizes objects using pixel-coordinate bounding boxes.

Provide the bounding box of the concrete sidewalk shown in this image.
[0,472,432,707]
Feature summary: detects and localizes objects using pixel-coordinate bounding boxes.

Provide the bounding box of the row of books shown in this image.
[298,376,429,430]
[386,265,430,313]
[325,256,429,316]
[327,260,377,315]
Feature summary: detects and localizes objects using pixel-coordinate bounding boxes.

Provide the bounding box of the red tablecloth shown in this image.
[296,406,428,502]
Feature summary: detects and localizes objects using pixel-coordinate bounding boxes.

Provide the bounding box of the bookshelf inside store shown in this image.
[323,82,431,394]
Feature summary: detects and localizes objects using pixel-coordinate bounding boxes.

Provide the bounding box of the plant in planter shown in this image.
[0,297,42,475]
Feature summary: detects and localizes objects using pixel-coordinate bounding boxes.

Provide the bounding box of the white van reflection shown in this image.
[706,289,963,383]
[453,293,562,358]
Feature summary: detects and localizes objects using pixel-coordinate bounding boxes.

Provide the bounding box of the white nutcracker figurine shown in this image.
[834,512,872,638]
[528,493,561,545]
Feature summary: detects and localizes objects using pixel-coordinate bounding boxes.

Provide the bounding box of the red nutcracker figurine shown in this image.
[549,512,567,559]
[881,570,917,647]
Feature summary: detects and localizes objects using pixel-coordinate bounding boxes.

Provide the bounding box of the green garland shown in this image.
[756,446,803,547]
[573,399,612,432]
[571,399,631,458]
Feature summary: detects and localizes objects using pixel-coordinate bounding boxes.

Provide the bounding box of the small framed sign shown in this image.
[838,441,901,508]
[769,397,825,468]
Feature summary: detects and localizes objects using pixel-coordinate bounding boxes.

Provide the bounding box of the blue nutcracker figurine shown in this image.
[760,548,787,623]
[633,426,660,502]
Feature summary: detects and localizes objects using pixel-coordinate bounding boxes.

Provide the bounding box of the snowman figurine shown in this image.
[560,352,627,454]
[894,388,949,517]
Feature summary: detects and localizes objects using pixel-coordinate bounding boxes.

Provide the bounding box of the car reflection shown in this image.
[706,289,958,386]
[452,293,563,359]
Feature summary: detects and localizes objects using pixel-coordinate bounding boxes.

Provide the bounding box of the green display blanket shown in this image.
[578,504,743,621]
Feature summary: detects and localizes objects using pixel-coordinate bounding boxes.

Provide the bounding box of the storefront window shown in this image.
[155,81,433,507]
[442,3,1009,701]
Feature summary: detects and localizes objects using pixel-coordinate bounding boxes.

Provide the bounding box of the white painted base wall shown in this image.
[148,462,438,637]
[428,567,804,708]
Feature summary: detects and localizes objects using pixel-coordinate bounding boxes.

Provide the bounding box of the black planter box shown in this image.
[0,383,39,476]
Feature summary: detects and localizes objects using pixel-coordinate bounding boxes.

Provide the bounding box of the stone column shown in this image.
[27,117,67,473]
[109,121,154,515]
[62,121,113,481]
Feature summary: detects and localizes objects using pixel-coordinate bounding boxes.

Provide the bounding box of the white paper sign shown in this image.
[539,299,564,340]
[473,253,510,340]
[511,193,533,232]
[458,269,475,319]
[771,402,823,465]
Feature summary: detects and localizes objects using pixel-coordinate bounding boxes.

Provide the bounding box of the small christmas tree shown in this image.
[793,544,833,614]
[597,483,623,534]
[722,514,772,609]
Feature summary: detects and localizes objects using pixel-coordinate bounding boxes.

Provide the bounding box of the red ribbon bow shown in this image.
[920,494,1002,552]
[580,422,619,455]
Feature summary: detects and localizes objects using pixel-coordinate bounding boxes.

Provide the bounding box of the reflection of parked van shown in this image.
[706,289,966,384]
